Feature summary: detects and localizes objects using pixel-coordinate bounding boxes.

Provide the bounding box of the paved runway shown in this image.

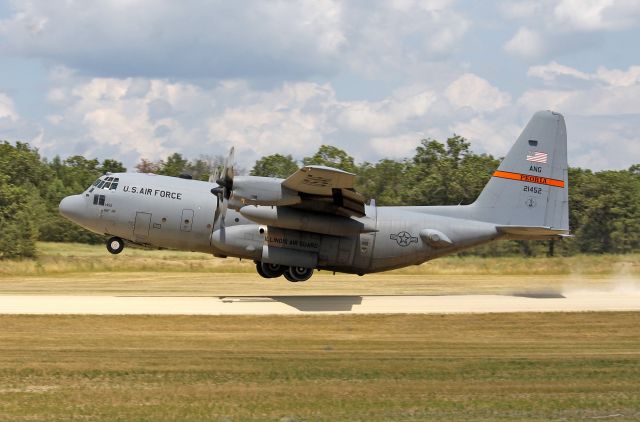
[0,288,639,314]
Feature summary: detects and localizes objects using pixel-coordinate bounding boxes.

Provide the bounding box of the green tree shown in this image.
[0,175,41,258]
[357,159,408,205]
[0,142,49,257]
[158,153,188,177]
[39,154,106,244]
[401,136,499,206]
[136,158,161,173]
[251,154,299,178]
[100,159,126,174]
[303,145,357,173]
[570,168,640,253]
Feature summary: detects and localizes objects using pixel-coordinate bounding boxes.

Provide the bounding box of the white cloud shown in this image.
[502,1,640,60]
[0,0,469,81]
[528,61,640,90]
[0,92,18,120]
[503,27,545,59]
[519,85,640,116]
[30,71,520,169]
[553,0,640,31]
[370,132,423,158]
[527,61,591,81]
[523,63,640,114]
[337,88,437,135]
[595,65,640,86]
[445,74,511,112]
[28,63,638,172]
[500,1,543,19]
[450,117,521,155]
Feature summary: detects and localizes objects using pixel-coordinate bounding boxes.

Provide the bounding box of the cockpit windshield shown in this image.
[88,176,120,192]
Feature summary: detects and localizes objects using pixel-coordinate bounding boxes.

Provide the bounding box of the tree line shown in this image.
[0,138,638,258]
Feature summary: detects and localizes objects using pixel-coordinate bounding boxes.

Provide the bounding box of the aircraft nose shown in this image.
[59,194,85,222]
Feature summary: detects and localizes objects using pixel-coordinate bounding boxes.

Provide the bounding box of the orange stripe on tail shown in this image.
[492,170,565,188]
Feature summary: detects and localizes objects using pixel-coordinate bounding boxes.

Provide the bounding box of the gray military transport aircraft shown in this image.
[59,110,570,282]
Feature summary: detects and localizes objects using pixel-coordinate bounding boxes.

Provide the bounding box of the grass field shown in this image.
[2,242,638,276]
[1,313,639,421]
[1,244,639,420]
[0,242,638,296]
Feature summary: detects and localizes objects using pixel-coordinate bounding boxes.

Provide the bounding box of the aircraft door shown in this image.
[352,201,378,269]
[134,212,151,240]
[180,209,194,232]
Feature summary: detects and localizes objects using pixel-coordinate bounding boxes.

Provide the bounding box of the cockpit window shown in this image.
[89,176,120,192]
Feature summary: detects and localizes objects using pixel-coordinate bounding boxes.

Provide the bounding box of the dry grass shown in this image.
[0,242,637,296]
[0,313,639,421]
[0,272,635,296]
[0,242,638,277]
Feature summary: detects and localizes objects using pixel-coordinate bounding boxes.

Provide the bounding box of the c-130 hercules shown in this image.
[59,110,570,282]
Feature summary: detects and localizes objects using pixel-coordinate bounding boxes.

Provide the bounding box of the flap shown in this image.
[281,165,366,217]
[282,165,356,196]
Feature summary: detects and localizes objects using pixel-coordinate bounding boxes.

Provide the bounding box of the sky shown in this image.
[0,0,639,171]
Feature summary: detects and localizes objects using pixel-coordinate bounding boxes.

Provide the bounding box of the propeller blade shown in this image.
[212,147,235,229]
[213,194,221,228]
[219,147,235,200]
[208,166,221,184]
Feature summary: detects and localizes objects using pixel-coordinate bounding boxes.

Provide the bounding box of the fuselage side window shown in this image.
[93,194,99,205]
[98,195,105,206]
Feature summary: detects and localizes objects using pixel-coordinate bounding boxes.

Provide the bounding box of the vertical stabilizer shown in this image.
[472,110,569,231]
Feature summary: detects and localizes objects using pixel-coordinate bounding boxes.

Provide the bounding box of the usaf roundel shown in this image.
[390,231,418,247]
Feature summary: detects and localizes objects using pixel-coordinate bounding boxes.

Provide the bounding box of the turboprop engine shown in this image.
[229,176,301,208]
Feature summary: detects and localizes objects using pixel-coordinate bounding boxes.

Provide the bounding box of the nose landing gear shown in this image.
[106,237,124,254]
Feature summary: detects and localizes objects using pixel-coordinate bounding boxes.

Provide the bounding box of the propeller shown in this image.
[211,147,235,229]
[216,147,234,200]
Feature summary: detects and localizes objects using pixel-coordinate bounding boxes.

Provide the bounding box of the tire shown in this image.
[284,266,313,282]
[106,237,124,254]
[256,261,270,278]
[261,262,286,278]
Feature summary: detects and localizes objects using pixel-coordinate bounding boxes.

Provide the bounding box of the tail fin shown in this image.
[472,110,569,234]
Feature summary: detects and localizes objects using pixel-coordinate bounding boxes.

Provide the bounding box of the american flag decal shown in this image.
[526,151,548,164]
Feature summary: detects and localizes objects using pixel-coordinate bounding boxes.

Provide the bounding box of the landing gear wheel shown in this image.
[106,237,124,254]
[256,262,286,278]
[261,262,286,278]
[284,266,314,282]
[256,261,269,278]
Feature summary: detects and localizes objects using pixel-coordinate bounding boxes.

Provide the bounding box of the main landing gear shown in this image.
[255,261,314,282]
[106,236,124,254]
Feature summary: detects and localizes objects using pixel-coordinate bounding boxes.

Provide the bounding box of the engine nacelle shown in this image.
[229,176,300,208]
[210,225,264,260]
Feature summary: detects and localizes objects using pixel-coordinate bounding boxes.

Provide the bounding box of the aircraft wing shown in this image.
[281,165,366,217]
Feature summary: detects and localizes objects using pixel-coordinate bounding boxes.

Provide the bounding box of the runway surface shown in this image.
[1,288,639,314]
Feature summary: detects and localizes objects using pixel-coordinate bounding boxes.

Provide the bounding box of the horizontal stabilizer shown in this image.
[496,225,569,240]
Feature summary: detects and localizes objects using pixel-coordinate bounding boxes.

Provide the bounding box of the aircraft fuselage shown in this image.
[60,172,499,276]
